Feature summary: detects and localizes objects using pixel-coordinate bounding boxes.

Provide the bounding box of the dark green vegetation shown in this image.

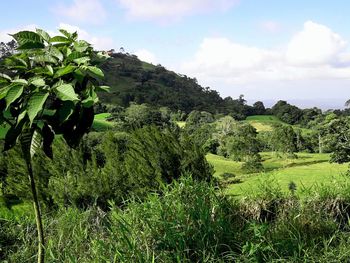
[0,29,109,262]
[2,38,350,262]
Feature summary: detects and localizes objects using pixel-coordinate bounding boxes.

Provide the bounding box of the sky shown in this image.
[1,0,350,108]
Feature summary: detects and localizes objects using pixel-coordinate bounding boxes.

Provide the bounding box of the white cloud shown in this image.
[286,21,347,65]
[134,49,157,64]
[58,23,114,50]
[180,21,350,99]
[117,0,239,22]
[53,0,107,24]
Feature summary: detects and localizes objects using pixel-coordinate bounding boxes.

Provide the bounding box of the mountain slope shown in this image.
[100,52,225,113]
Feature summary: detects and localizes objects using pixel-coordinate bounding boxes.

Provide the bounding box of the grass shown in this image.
[245,115,283,132]
[176,121,186,128]
[207,152,349,197]
[92,113,114,131]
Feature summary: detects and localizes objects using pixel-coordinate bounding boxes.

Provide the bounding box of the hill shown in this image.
[99,52,222,113]
[99,52,253,118]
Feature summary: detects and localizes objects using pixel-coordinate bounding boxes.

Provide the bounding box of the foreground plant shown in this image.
[0,28,109,262]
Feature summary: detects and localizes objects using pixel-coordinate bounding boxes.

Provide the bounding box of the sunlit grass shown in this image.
[207,152,349,197]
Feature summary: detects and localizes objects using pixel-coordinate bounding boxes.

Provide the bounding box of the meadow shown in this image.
[207,152,348,197]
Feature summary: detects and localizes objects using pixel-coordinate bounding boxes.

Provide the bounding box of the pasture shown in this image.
[207,152,349,197]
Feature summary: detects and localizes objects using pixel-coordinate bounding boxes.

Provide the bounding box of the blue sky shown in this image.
[1,0,350,108]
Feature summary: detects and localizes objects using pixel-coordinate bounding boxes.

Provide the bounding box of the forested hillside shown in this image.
[100,51,257,119]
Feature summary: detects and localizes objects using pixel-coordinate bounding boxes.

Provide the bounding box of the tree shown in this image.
[270,124,297,158]
[252,101,266,115]
[323,118,350,163]
[0,29,109,262]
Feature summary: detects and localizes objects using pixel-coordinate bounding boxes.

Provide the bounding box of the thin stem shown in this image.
[25,157,45,263]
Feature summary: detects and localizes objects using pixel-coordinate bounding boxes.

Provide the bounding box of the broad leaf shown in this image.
[54,65,76,78]
[55,84,79,101]
[96,85,110,92]
[49,46,64,61]
[20,129,42,160]
[12,79,28,85]
[73,57,90,65]
[57,101,75,123]
[0,73,12,82]
[11,31,43,45]
[50,35,70,43]
[87,66,104,79]
[59,29,72,38]
[30,77,46,87]
[3,117,26,151]
[33,54,57,64]
[67,51,85,61]
[74,41,90,52]
[36,29,51,42]
[42,123,55,158]
[0,86,10,100]
[5,84,23,109]
[17,42,45,50]
[27,92,49,124]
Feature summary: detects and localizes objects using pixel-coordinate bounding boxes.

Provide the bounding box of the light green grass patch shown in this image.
[93,113,114,131]
[207,152,349,197]
[176,121,186,128]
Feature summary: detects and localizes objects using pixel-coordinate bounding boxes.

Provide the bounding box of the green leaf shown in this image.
[42,123,55,158]
[17,42,45,50]
[57,101,75,123]
[73,57,90,65]
[20,129,42,159]
[73,40,90,52]
[0,86,10,100]
[46,65,54,76]
[5,84,23,109]
[36,29,51,42]
[54,65,76,78]
[12,79,28,85]
[50,35,70,43]
[0,73,12,82]
[30,77,46,87]
[87,66,104,79]
[3,118,26,151]
[67,51,85,61]
[49,46,64,61]
[17,110,27,124]
[11,31,43,45]
[55,84,79,101]
[27,92,49,124]
[33,54,57,64]
[96,85,110,92]
[59,29,72,38]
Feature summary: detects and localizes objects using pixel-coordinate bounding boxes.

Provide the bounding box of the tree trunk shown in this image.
[25,159,45,263]
[318,133,323,154]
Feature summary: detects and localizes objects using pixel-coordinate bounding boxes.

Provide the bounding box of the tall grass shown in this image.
[2,176,350,262]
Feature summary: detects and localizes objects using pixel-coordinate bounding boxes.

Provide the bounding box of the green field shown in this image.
[92,113,115,131]
[207,152,349,197]
[245,115,282,131]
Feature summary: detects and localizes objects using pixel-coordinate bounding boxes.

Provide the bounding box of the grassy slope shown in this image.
[245,115,283,132]
[246,115,312,135]
[207,152,348,197]
[92,113,114,131]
